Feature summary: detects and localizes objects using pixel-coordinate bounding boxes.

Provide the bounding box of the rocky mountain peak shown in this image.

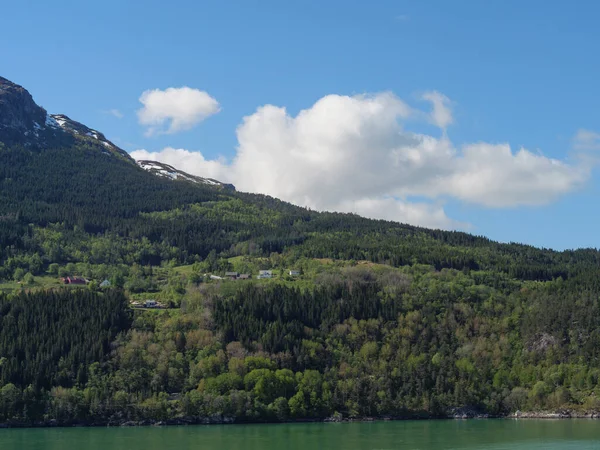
[0,76,47,132]
[0,76,232,189]
[0,76,130,160]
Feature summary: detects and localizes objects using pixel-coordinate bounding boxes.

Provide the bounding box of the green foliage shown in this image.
[0,289,132,390]
[0,139,600,424]
[0,262,598,424]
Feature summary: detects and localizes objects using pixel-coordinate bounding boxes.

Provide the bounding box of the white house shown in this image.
[289,270,300,277]
[257,270,273,279]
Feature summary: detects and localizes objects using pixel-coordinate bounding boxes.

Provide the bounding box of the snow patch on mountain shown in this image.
[137,160,234,190]
[45,114,60,128]
[47,113,127,156]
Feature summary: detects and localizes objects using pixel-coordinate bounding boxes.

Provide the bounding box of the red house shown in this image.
[61,276,88,285]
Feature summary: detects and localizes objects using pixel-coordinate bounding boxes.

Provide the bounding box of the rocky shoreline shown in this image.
[508,410,600,419]
[1,409,599,428]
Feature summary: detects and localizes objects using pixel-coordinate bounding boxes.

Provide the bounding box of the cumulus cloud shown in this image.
[132,92,591,230]
[137,87,220,136]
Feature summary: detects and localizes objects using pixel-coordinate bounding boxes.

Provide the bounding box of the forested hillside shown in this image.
[1,265,600,424]
[0,76,600,425]
[2,138,598,285]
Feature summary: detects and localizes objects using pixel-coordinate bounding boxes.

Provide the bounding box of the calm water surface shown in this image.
[1,420,599,450]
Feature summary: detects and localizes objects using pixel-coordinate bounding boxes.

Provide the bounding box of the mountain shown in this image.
[1,76,600,426]
[0,77,46,131]
[0,76,133,162]
[47,113,131,159]
[137,159,235,190]
[1,74,599,280]
[0,76,68,148]
[0,76,231,186]
[0,77,240,231]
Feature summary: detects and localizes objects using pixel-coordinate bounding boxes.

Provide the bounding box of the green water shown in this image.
[0,420,599,449]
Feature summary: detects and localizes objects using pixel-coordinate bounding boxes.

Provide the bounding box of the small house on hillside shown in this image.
[225,272,239,280]
[257,270,273,279]
[239,274,251,280]
[210,274,224,280]
[99,279,111,288]
[289,270,300,277]
[61,276,87,285]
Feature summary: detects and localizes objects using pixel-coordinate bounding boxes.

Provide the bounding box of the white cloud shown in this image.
[573,128,600,151]
[422,91,453,130]
[101,109,124,119]
[571,128,600,166]
[438,143,586,207]
[336,197,468,230]
[132,92,591,230]
[108,109,123,119]
[137,87,220,136]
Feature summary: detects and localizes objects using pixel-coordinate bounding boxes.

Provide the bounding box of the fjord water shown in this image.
[1,420,599,450]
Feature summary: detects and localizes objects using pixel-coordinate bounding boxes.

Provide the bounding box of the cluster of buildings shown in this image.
[216,270,301,281]
[225,272,252,280]
[60,277,112,287]
[131,299,166,309]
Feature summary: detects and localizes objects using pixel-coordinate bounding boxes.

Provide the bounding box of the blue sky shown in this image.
[2,0,600,250]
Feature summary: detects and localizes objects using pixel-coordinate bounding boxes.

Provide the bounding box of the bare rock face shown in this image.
[526,332,558,353]
[0,76,70,147]
[0,76,47,131]
[0,76,129,159]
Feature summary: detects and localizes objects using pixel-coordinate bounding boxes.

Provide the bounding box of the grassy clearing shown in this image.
[0,275,66,293]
